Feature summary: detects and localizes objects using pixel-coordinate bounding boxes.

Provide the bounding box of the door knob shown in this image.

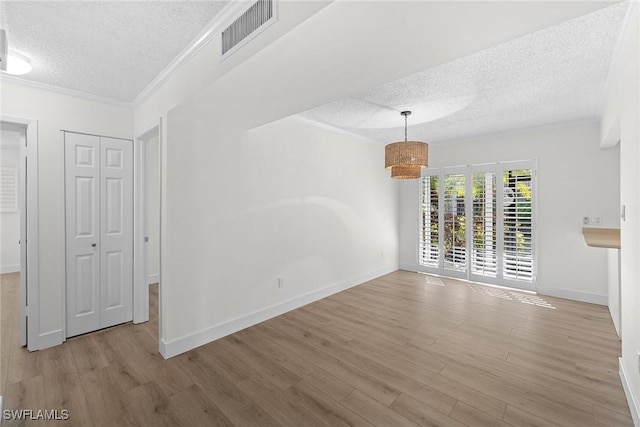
[91,243,97,247]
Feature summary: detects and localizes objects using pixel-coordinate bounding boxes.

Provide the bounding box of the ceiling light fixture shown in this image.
[384,111,428,179]
[5,50,32,75]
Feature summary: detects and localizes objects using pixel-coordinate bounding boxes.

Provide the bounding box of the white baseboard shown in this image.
[159,264,399,359]
[399,263,418,272]
[147,274,159,285]
[620,357,640,427]
[32,329,63,351]
[0,265,20,274]
[537,287,607,306]
[399,263,607,305]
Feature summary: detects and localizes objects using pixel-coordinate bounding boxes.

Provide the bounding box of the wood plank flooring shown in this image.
[1,271,633,426]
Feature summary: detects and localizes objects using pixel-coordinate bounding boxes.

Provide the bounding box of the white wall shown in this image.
[133,1,332,340]
[399,122,620,304]
[161,113,398,355]
[146,132,160,283]
[132,1,613,355]
[0,130,21,273]
[601,5,640,425]
[0,82,133,346]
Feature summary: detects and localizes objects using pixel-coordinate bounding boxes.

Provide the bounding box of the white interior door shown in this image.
[65,133,101,337]
[65,132,133,337]
[100,137,133,328]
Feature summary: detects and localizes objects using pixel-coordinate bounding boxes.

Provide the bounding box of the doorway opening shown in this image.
[418,161,537,292]
[1,117,39,351]
[60,123,161,348]
[134,122,162,346]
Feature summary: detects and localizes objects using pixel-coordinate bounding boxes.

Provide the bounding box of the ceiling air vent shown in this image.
[222,0,275,58]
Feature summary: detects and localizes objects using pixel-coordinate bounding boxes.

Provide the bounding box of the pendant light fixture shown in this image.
[384,111,428,179]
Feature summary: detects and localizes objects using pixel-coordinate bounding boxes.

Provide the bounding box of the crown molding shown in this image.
[0,74,132,108]
[130,0,252,108]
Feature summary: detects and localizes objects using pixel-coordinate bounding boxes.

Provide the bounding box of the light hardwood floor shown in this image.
[0,271,633,426]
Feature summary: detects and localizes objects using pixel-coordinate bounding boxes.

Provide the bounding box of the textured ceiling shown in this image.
[298,2,629,144]
[0,0,628,141]
[0,1,229,103]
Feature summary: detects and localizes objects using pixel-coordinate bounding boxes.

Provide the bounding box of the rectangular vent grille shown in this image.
[222,0,274,56]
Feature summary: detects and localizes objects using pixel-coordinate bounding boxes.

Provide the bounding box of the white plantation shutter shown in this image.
[419,175,440,268]
[502,167,534,283]
[471,170,497,278]
[443,173,466,274]
[417,161,535,291]
[1,167,18,212]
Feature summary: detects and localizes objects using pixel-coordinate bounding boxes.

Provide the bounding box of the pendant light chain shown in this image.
[404,113,408,142]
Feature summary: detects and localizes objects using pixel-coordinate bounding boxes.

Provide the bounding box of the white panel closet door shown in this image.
[100,137,133,328]
[65,133,133,337]
[65,133,101,337]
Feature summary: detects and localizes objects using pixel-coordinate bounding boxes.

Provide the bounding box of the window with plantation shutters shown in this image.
[418,161,535,291]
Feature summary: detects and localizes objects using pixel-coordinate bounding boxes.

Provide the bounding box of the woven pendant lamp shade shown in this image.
[390,164,423,179]
[384,111,429,179]
[384,141,429,170]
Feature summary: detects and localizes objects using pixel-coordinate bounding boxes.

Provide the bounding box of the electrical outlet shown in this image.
[277,277,284,288]
[591,216,601,226]
[583,216,590,226]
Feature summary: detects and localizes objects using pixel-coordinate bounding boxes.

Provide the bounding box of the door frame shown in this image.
[1,115,39,351]
[133,120,162,324]
[61,129,136,339]
[57,120,161,340]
